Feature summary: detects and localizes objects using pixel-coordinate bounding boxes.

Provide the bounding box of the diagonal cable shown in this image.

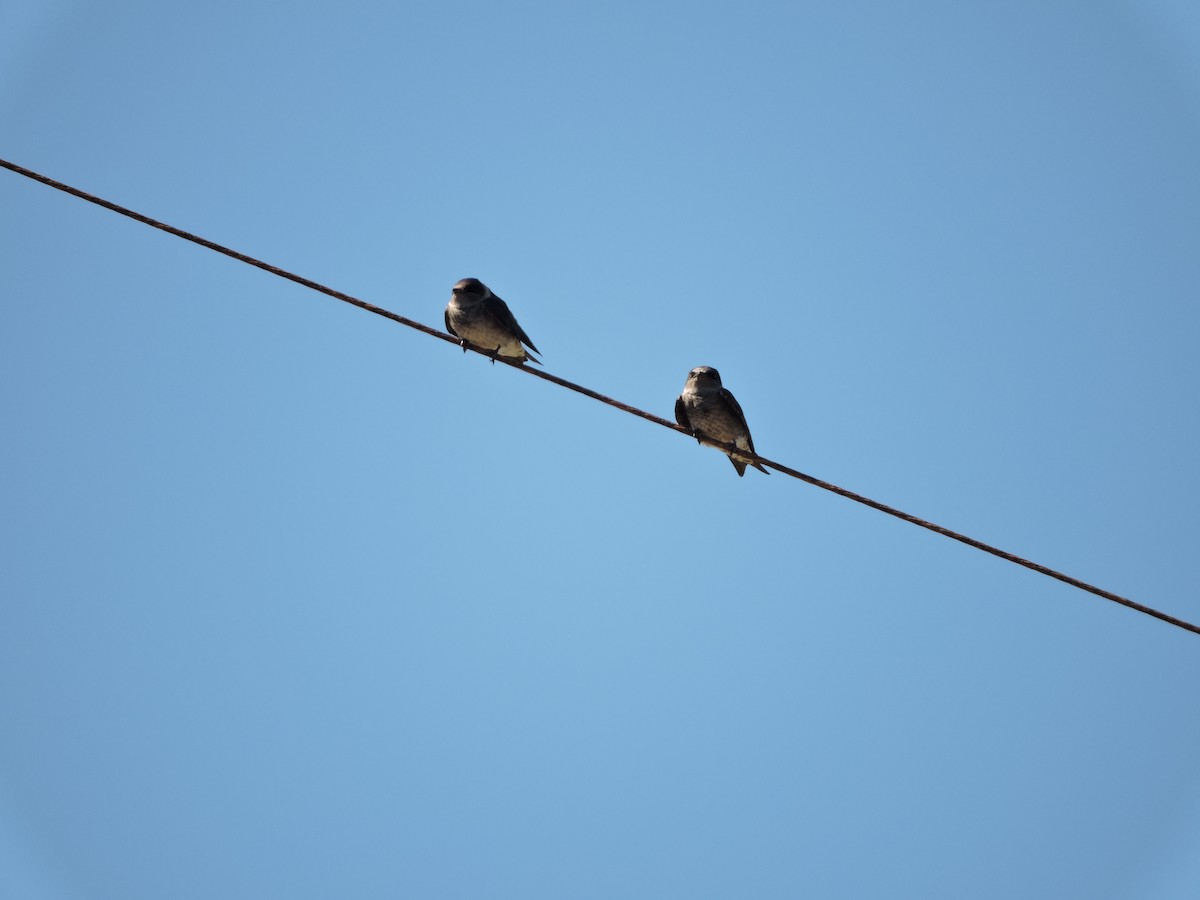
[3,157,1196,637]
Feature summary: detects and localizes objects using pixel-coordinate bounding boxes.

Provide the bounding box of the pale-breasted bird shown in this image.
[444,278,541,365]
[674,366,768,477]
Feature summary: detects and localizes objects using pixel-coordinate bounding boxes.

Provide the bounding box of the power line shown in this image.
[3,156,1196,638]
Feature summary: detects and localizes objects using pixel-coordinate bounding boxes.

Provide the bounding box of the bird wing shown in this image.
[717,388,754,451]
[674,395,692,431]
[719,388,768,473]
[444,307,458,338]
[483,294,540,354]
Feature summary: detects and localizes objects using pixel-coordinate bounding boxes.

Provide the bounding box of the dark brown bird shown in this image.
[675,366,768,476]
[444,278,540,364]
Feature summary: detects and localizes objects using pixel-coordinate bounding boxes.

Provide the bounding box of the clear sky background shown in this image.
[2,1,1200,898]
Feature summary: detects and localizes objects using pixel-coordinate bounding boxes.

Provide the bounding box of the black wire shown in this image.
[3,156,1196,637]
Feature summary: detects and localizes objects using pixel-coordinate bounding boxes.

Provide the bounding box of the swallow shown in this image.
[675,366,768,476]
[444,278,541,365]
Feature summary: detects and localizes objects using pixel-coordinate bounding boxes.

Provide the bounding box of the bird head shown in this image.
[686,366,722,387]
[450,278,489,305]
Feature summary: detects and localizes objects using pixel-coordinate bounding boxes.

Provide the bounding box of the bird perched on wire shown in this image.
[444,278,541,365]
[675,366,768,477]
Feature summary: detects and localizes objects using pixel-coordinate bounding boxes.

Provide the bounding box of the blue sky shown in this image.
[3,1,1200,897]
